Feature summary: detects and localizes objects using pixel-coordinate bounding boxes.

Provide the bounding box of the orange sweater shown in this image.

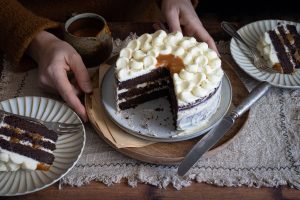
[0,0,198,67]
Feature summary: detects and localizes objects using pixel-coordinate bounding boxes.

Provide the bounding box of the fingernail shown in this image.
[86,87,93,94]
[82,114,88,123]
[85,83,93,93]
[83,117,88,123]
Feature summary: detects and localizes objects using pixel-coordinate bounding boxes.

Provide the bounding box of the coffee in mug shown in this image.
[64,13,113,67]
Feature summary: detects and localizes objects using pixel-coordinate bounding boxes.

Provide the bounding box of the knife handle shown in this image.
[231,81,271,118]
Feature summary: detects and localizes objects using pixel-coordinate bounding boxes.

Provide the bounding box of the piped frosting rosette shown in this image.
[116,30,223,106]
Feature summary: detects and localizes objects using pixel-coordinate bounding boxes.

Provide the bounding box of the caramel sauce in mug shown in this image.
[156,54,185,74]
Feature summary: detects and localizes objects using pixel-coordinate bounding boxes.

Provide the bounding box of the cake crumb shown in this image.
[141,123,149,129]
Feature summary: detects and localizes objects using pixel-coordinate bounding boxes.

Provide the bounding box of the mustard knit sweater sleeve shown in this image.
[0,0,60,66]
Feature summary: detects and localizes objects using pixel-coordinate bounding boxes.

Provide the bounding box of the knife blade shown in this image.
[177,81,271,176]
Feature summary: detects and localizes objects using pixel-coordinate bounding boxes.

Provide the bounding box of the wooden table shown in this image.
[3,18,300,200]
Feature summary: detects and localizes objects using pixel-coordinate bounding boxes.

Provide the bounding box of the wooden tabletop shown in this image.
[3,18,300,200]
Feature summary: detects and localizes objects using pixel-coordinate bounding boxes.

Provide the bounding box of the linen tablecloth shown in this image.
[0,37,299,190]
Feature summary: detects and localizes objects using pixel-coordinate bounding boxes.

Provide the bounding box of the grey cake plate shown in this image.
[101,66,232,142]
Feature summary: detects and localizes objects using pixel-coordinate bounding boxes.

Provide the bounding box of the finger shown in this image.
[206,38,220,57]
[54,70,88,122]
[153,22,169,33]
[194,26,220,56]
[38,75,57,94]
[66,53,92,93]
[71,83,82,96]
[164,9,181,33]
[69,76,84,96]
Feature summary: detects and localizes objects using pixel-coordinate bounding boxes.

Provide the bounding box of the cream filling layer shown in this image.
[117,77,169,94]
[0,134,53,154]
[0,122,55,144]
[117,85,168,104]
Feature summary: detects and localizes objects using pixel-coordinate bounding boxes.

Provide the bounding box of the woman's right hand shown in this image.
[161,0,218,54]
[27,31,92,122]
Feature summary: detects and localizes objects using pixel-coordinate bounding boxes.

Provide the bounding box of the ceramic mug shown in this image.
[64,13,113,67]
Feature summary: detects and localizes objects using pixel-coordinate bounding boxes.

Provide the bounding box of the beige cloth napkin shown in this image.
[86,64,155,148]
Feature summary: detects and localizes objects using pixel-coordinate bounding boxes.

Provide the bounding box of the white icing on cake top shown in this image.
[116,30,223,105]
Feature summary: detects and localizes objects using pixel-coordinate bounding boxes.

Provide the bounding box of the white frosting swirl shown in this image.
[116,57,129,69]
[137,33,152,44]
[116,30,223,105]
[129,60,143,71]
[133,50,146,60]
[127,40,141,51]
[119,48,132,59]
[159,45,172,55]
[143,56,157,69]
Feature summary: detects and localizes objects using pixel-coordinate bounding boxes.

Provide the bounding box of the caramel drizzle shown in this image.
[156,54,185,74]
[6,126,46,150]
[287,33,295,45]
[37,163,51,171]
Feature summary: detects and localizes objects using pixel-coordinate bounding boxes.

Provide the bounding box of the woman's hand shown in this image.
[27,31,92,122]
[161,0,218,54]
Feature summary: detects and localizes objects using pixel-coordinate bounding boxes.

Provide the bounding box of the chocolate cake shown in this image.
[256,23,300,74]
[0,114,58,171]
[115,30,223,130]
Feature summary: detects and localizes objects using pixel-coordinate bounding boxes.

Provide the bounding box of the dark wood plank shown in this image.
[4,181,300,200]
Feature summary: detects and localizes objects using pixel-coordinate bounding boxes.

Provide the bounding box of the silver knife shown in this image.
[177,81,271,176]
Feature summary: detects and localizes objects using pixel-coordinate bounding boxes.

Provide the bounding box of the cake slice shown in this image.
[0,114,58,171]
[256,23,300,74]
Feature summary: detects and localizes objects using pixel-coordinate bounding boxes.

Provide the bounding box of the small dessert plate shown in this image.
[230,19,300,88]
[101,66,232,142]
[0,96,85,196]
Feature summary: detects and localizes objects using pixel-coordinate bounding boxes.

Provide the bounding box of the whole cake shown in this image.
[115,30,223,130]
[0,114,58,171]
[256,23,300,74]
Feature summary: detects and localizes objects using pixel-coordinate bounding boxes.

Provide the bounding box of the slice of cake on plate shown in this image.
[256,23,300,74]
[114,30,223,130]
[0,114,58,171]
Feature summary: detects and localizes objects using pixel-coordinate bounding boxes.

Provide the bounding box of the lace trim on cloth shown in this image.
[0,36,299,190]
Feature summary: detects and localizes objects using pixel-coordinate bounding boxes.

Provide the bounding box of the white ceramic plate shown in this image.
[230,19,300,88]
[101,66,232,142]
[0,97,85,196]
